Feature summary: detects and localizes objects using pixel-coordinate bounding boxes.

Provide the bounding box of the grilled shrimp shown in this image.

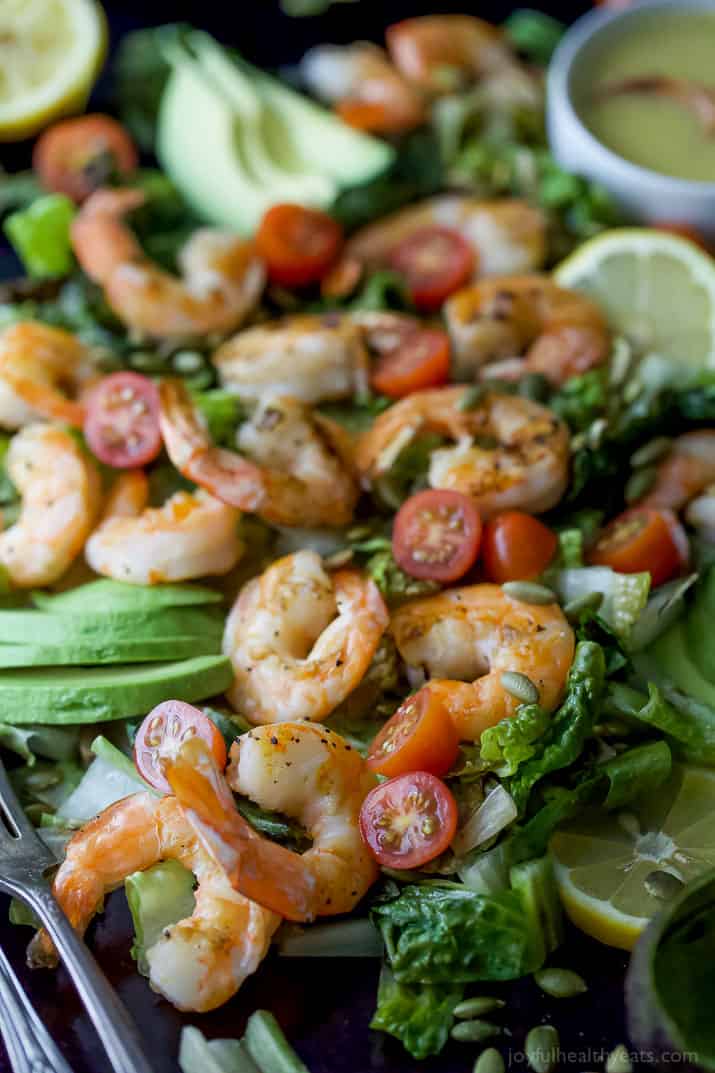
[641,431,715,512]
[345,196,547,278]
[0,323,97,429]
[386,15,515,93]
[71,188,265,338]
[159,379,358,527]
[85,470,244,584]
[213,311,421,404]
[166,725,378,922]
[0,424,100,587]
[355,387,570,519]
[444,275,611,384]
[391,583,575,740]
[223,550,388,724]
[300,41,425,133]
[29,793,279,1012]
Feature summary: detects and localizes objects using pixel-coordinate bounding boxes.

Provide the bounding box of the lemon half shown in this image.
[550,765,715,951]
[0,0,107,141]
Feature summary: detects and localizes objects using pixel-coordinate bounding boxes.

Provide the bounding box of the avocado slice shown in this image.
[33,579,223,614]
[0,606,223,646]
[0,654,233,725]
[0,634,221,667]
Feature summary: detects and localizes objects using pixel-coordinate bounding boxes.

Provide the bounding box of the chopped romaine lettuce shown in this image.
[56,736,152,826]
[4,195,76,279]
[179,1026,260,1073]
[618,683,715,765]
[0,723,79,766]
[126,860,196,975]
[551,567,650,644]
[628,574,698,652]
[277,918,382,958]
[480,704,549,776]
[503,9,566,65]
[370,965,463,1060]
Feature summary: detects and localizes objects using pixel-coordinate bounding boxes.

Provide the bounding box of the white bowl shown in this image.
[547,0,715,235]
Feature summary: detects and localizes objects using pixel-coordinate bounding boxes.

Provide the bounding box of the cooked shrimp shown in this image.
[0,322,97,429]
[0,424,100,587]
[223,549,388,724]
[166,725,378,921]
[386,15,515,93]
[641,431,715,512]
[85,470,243,584]
[345,196,547,278]
[391,583,575,740]
[28,793,279,1012]
[71,188,265,338]
[300,41,425,133]
[444,276,611,384]
[355,387,570,519]
[159,379,358,527]
[213,311,420,405]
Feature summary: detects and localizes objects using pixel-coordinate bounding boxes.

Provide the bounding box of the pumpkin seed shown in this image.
[454,997,506,1019]
[525,1025,559,1073]
[644,869,684,901]
[171,349,205,374]
[534,968,587,998]
[624,466,657,505]
[474,1048,505,1073]
[323,548,354,569]
[451,1020,501,1044]
[623,378,641,403]
[517,372,551,402]
[482,378,517,396]
[129,350,166,373]
[500,671,539,704]
[629,436,672,469]
[616,811,640,838]
[502,581,556,605]
[587,417,607,448]
[457,385,486,411]
[563,592,603,622]
[606,1045,632,1073]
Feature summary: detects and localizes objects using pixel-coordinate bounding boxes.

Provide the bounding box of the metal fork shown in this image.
[0,942,75,1073]
[0,759,155,1073]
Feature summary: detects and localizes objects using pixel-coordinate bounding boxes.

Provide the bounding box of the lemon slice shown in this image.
[0,0,107,141]
[554,229,715,374]
[550,765,715,951]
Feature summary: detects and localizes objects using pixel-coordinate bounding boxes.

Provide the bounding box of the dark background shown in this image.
[0,4,632,1073]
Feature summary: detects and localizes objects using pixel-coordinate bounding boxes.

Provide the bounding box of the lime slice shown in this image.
[554,229,715,374]
[0,0,107,141]
[550,765,715,951]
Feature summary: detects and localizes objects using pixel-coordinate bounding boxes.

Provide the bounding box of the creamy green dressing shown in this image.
[577,12,715,182]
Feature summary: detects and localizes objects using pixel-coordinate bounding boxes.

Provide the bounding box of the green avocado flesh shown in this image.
[0,634,221,667]
[0,655,233,724]
[0,606,223,646]
[32,579,223,613]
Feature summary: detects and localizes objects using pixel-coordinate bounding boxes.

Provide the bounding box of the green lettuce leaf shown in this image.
[480,704,549,776]
[126,860,196,975]
[551,567,651,644]
[370,965,462,1060]
[502,9,566,65]
[4,195,76,279]
[550,369,608,432]
[621,683,715,765]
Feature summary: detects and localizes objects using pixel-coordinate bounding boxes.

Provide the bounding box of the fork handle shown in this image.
[23,886,155,1073]
[0,943,75,1073]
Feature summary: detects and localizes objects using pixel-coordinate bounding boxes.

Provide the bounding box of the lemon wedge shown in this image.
[550,765,715,951]
[554,229,715,374]
[0,0,107,141]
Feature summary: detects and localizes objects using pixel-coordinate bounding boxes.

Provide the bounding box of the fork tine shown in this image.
[0,756,40,842]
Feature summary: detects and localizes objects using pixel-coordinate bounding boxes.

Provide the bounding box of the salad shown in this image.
[1,2,715,1071]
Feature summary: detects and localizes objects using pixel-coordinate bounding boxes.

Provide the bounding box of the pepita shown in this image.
[500,671,540,704]
[624,466,657,505]
[644,869,684,901]
[171,349,205,374]
[525,1025,559,1073]
[563,592,603,622]
[323,548,354,569]
[534,968,587,998]
[451,1020,501,1044]
[629,436,672,469]
[517,372,551,402]
[454,997,506,1019]
[457,385,486,411]
[474,1048,506,1073]
[606,1044,632,1073]
[502,581,556,605]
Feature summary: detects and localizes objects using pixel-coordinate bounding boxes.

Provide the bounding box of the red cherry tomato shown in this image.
[33,115,138,203]
[387,226,475,312]
[367,686,459,778]
[481,512,558,583]
[84,372,162,469]
[393,489,482,582]
[359,771,458,868]
[371,328,451,398]
[589,507,687,587]
[134,701,227,794]
[256,203,343,288]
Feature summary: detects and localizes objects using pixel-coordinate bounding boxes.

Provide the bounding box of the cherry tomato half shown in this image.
[588,507,687,587]
[359,771,458,868]
[393,489,482,582]
[371,328,451,398]
[134,701,227,794]
[256,203,343,288]
[481,511,558,583]
[84,372,162,469]
[387,226,475,312]
[33,115,138,203]
[367,686,459,778]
